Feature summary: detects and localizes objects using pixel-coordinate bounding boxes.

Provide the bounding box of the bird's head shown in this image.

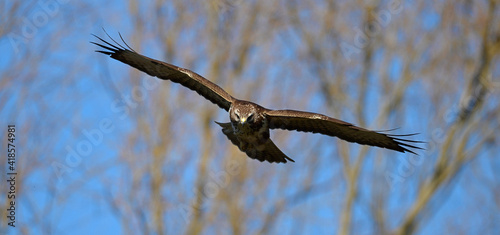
[230,103,259,127]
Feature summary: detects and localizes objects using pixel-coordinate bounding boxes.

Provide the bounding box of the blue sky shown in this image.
[1,0,499,234]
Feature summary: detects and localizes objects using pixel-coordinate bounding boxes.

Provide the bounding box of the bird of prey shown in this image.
[92,34,422,163]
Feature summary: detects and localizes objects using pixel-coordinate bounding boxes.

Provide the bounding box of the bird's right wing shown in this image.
[92,34,235,111]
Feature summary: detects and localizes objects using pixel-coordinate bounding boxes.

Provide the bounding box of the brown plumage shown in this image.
[92,33,423,163]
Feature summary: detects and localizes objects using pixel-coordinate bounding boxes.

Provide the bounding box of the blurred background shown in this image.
[1,0,499,234]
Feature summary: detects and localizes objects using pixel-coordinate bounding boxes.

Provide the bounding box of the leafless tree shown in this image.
[1,0,498,234]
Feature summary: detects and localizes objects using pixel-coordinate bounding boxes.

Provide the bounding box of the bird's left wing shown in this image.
[264,109,423,154]
[92,34,235,111]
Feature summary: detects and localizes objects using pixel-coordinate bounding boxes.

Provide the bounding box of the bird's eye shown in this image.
[235,113,240,121]
[247,113,254,122]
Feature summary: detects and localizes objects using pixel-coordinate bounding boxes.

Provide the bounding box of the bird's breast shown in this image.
[233,119,270,150]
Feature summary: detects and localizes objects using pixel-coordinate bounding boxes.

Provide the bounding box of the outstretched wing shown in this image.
[215,122,295,163]
[264,110,423,154]
[92,34,235,111]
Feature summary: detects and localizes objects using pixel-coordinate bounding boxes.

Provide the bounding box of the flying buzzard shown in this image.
[92,34,422,163]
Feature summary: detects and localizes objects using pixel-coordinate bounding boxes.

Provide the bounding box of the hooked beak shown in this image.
[240,117,247,124]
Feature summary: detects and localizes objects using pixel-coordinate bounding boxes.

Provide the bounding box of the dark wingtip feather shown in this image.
[403,148,418,155]
[90,41,118,53]
[95,50,112,55]
[375,129,425,154]
[103,29,126,50]
[91,29,134,56]
[392,137,425,155]
[373,127,401,132]
[119,32,136,52]
[390,137,426,144]
[387,133,421,137]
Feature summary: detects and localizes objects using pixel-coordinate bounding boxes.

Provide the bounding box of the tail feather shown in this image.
[215,122,294,163]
